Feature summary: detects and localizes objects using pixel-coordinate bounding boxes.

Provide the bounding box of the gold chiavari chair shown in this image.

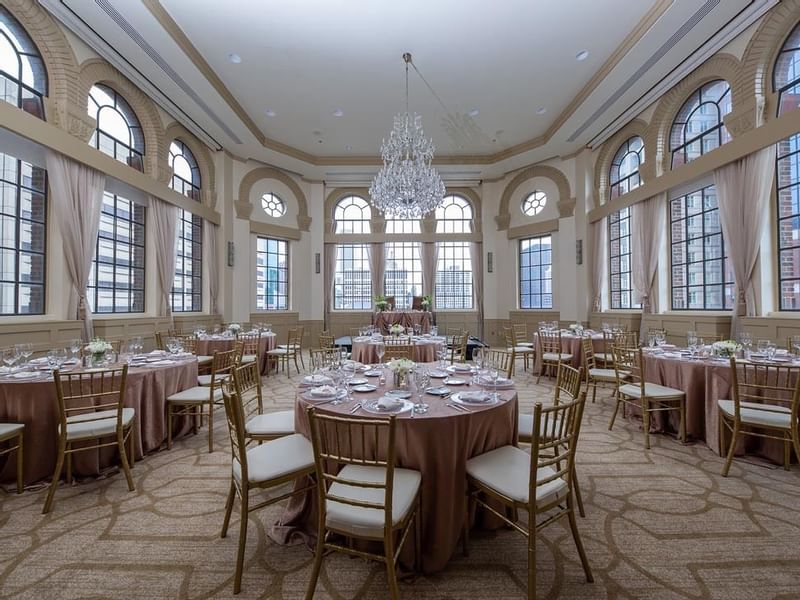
[504,327,533,374]
[0,423,24,494]
[613,330,639,349]
[268,327,303,376]
[595,331,615,366]
[610,346,686,450]
[482,348,514,379]
[448,331,469,364]
[231,361,294,443]
[44,366,135,513]
[319,331,335,349]
[166,348,238,453]
[176,334,213,373]
[220,379,314,594]
[536,329,572,383]
[719,358,800,476]
[238,332,261,366]
[198,344,238,387]
[305,409,422,600]
[154,331,166,351]
[384,342,414,361]
[582,337,627,404]
[464,392,593,599]
[512,323,534,349]
[310,347,339,370]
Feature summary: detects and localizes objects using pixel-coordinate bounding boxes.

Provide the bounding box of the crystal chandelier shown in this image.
[369,53,446,219]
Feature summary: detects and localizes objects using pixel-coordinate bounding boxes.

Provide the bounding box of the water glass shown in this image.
[488,361,500,401]
[3,346,18,371]
[766,341,778,361]
[69,338,82,360]
[430,326,438,337]
[376,342,386,365]
[413,368,430,414]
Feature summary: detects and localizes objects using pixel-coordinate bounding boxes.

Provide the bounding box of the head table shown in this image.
[350,335,441,364]
[0,354,199,487]
[271,365,518,574]
[372,311,432,335]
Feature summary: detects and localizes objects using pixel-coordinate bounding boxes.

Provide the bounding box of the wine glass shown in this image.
[686,331,697,348]
[756,339,769,358]
[792,335,800,359]
[19,342,33,368]
[331,368,347,406]
[655,331,666,348]
[2,346,18,371]
[488,359,500,402]
[69,338,82,361]
[413,367,430,414]
[376,342,386,366]
[53,347,67,370]
[766,341,778,362]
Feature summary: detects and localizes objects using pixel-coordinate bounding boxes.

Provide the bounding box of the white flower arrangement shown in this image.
[86,339,112,355]
[712,340,741,358]
[389,324,404,335]
[227,323,241,333]
[568,323,582,332]
[388,358,414,374]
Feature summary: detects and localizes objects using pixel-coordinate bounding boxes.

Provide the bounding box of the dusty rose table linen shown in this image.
[533,331,607,374]
[0,358,198,486]
[195,333,276,375]
[273,369,518,573]
[372,311,432,334]
[351,337,440,364]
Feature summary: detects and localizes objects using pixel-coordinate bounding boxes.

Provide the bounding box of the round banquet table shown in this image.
[0,357,198,486]
[350,336,441,364]
[195,333,276,375]
[533,331,607,373]
[272,368,519,573]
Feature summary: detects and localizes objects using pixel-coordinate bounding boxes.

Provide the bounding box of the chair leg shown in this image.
[118,429,135,491]
[721,423,739,477]
[385,540,400,600]
[42,440,66,514]
[567,498,594,583]
[221,480,236,538]
[65,446,72,485]
[590,381,597,404]
[414,497,422,574]
[572,463,586,518]
[642,399,651,450]
[305,520,326,599]
[527,522,536,600]
[784,435,791,471]
[129,427,136,468]
[208,402,214,453]
[792,428,800,465]
[167,405,174,450]
[608,394,622,431]
[679,398,687,444]
[16,432,23,494]
[233,491,249,594]
[462,491,470,557]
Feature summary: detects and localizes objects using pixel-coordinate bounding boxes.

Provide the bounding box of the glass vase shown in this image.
[91,351,106,367]
[393,371,409,389]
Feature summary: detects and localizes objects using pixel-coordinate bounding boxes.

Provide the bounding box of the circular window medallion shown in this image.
[261,193,286,218]
[521,191,547,216]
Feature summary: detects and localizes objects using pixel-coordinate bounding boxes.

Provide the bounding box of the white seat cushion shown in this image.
[466,445,568,507]
[167,386,222,403]
[517,342,534,347]
[246,410,294,437]
[326,464,421,539]
[542,352,573,362]
[718,399,792,430]
[0,422,24,439]
[233,433,314,484]
[241,354,258,364]
[197,373,229,387]
[61,408,135,442]
[594,353,612,362]
[588,368,625,381]
[196,355,213,365]
[267,348,292,356]
[619,382,684,399]
[509,346,535,354]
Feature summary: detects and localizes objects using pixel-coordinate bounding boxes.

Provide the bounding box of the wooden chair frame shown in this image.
[536,330,570,383]
[0,425,23,494]
[44,366,134,513]
[582,337,619,404]
[310,347,340,370]
[482,348,514,379]
[268,328,303,377]
[504,327,533,374]
[306,409,421,600]
[384,343,414,361]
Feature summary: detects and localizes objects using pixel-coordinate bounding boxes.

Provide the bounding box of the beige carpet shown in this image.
[1,367,799,599]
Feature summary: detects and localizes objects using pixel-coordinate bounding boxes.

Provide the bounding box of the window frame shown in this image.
[608,207,636,309]
[521,191,547,217]
[435,195,473,234]
[88,84,145,171]
[774,22,800,117]
[334,195,371,234]
[518,234,553,310]
[435,241,473,310]
[333,242,372,310]
[670,80,732,169]
[383,241,423,309]
[609,136,644,199]
[0,7,47,118]
[256,236,289,311]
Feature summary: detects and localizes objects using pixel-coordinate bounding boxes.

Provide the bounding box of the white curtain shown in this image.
[714,146,777,338]
[323,243,337,329]
[631,193,666,342]
[587,219,607,313]
[369,242,385,298]
[151,197,178,318]
[204,221,220,314]
[421,242,438,297]
[470,242,484,341]
[45,152,105,341]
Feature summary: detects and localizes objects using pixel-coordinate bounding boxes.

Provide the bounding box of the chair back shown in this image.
[240,332,261,357]
[483,348,514,379]
[155,331,165,351]
[581,338,597,372]
[210,348,238,387]
[221,380,249,485]
[231,361,263,424]
[528,391,587,512]
[612,345,644,392]
[319,331,335,349]
[384,343,413,361]
[555,363,583,405]
[180,334,200,355]
[512,324,529,346]
[613,331,639,349]
[310,347,339,370]
[538,330,563,355]
[450,331,469,363]
[729,358,800,422]
[307,408,397,535]
[53,365,129,437]
[411,296,423,311]
[286,327,303,351]
[384,296,396,310]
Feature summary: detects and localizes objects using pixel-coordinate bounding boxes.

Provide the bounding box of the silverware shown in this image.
[349,402,363,414]
[440,391,452,399]
[446,402,471,413]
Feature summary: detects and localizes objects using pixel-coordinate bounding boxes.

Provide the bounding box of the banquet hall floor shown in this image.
[1,366,799,599]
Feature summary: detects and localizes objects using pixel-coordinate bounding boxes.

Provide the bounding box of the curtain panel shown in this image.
[631,192,666,342]
[45,151,105,341]
[204,221,219,315]
[150,197,178,318]
[713,146,776,338]
[369,242,385,299]
[470,242,484,341]
[323,243,337,329]
[587,218,606,313]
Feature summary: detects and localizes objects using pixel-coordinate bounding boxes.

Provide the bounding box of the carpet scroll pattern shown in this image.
[1,366,799,599]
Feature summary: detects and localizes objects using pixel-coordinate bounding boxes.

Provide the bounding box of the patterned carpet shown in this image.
[1,365,799,599]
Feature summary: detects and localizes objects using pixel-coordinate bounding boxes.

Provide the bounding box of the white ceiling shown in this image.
[40,0,774,181]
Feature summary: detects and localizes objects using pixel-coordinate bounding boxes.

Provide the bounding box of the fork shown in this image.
[349,402,363,414]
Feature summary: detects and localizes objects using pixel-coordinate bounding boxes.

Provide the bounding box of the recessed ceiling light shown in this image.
[576,50,589,61]
[265,108,276,117]
[468,108,480,117]
[345,145,353,152]
[228,53,242,64]
[333,109,344,117]
[536,107,547,115]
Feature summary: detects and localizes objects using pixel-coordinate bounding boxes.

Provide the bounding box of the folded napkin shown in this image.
[310,385,337,397]
[377,396,403,410]
[459,391,492,403]
[451,364,472,372]
[148,360,175,366]
[304,374,332,384]
[10,371,39,379]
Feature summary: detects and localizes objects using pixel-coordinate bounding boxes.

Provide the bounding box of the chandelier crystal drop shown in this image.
[369,53,446,219]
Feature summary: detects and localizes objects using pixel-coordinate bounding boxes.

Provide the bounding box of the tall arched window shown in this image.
[435,195,473,233]
[169,140,202,312]
[334,195,371,234]
[87,84,145,171]
[774,23,800,310]
[670,80,732,169]
[435,195,474,309]
[0,7,46,118]
[333,195,371,309]
[609,136,644,198]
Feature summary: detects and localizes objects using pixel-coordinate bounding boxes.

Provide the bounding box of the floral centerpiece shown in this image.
[421,294,432,310]
[388,357,414,388]
[86,338,112,366]
[227,323,241,335]
[389,323,404,336]
[374,295,388,312]
[712,339,741,358]
[569,322,584,336]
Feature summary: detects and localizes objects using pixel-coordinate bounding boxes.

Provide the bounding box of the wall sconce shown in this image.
[315,252,321,274]
[487,251,493,273]
[227,241,235,267]
[576,240,583,265]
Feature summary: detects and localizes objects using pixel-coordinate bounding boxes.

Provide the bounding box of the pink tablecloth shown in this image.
[195,333,276,375]
[533,332,606,374]
[372,311,432,334]
[0,359,198,486]
[351,338,439,363]
[273,369,518,573]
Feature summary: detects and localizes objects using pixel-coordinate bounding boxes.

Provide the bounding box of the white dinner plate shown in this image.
[444,378,467,386]
[352,384,377,393]
[452,391,497,406]
[362,399,413,414]
[386,390,412,399]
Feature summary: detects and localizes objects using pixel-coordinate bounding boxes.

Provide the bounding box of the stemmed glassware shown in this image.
[739,332,753,359]
[16,343,32,370]
[69,338,82,362]
[687,331,698,359]
[375,342,386,366]
[3,346,19,372]
[791,335,800,360]
[488,358,500,401]
[413,367,430,414]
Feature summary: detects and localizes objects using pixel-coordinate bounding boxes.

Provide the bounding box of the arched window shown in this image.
[0,7,46,118]
[774,23,800,310]
[261,192,286,218]
[385,211,420,234]
[384,242,422,309]
[670,80,732,169]
[88,84,145,171]
[334,195,371,234]
[435,195,473,233]
[521,191,547,216]
[168,140,202,313]
[609,136,644,198]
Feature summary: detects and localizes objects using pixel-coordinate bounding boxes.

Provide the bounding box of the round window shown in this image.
[521,191,547,216]
[261,193,286,218]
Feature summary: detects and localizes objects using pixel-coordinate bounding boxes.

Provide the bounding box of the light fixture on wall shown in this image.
[368,53,446,219]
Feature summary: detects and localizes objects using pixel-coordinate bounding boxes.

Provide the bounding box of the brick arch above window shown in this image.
[164,122,216,208]
[238,166,310,231]
[498,165,572,231]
